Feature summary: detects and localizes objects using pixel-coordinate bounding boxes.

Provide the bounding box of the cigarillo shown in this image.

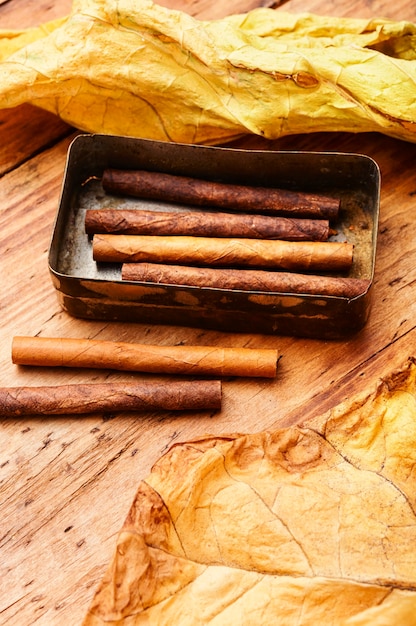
[0,380,222,417]
[12,336,279,378]
[92,234,354,272]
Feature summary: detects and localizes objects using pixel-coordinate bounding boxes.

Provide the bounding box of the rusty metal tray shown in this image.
[48,134,380,339]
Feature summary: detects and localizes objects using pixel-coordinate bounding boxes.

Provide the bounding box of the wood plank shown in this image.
[0,105,72,175]
[0,0,72,28]
[1,128,416,624]
[283,0,416,19]
[156,0,284,17]
[1,0,416,624]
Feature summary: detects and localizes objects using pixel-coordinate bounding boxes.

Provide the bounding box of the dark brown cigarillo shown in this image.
[121,262,370,299]
[0,380,222,417]
[101,169,340,220]
[84,208,331,241]
[92,234,354,273]
[12,336,279,378]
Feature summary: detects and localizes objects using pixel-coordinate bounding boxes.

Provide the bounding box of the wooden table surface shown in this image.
[1,0,416,624]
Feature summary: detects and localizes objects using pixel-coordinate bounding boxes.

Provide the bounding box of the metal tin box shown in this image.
[49,134,380,339]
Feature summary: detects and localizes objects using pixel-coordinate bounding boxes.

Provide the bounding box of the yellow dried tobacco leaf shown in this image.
[1,0,416,144]
[82,358,416,625]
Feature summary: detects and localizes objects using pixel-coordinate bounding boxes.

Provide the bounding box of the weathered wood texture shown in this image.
[1,1,416,624]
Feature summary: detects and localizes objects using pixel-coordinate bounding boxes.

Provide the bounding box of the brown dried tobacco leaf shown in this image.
[83,357,416,625]
[0,0,416,144]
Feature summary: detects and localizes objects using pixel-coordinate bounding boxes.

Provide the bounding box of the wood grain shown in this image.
[1,1,416,625]
[0,0,72,27]
[283,0,416,19]
[0,105,73,175]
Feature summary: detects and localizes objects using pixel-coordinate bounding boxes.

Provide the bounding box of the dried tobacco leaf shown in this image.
[1,1,416,144]
[82,358,416,625]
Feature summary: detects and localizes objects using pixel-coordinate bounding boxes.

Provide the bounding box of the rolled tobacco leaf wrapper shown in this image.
[12,336,279,378]
[121,262,370,299]
[0,380,222,417]
[101,169,340,220]
[85,208,331,241]
[92,234,354,272]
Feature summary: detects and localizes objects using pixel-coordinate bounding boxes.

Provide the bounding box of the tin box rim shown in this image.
[48,134,380,338]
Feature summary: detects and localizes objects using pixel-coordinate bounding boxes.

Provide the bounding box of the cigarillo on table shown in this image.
[121,262,370,299]
[0,380,222,417]
[84,208,331,241]
[92,234,354,273]
[12,336,279,378]
[101,169,340,220]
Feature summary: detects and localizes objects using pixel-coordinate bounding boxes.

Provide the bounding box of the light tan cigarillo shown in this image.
[12,336,279,378]
[0,380,222,417]
[92,234,354,272]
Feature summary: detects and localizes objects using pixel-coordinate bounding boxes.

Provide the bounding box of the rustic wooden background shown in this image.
[1,0,416,623]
